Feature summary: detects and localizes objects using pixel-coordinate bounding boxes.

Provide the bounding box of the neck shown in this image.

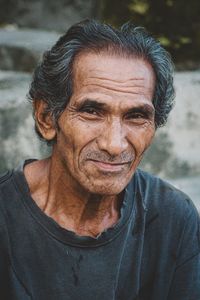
[24,158,123,237]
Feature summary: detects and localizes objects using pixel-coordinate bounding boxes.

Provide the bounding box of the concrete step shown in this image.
[0,70,48,171]
[0,28,60,72]
[0,70,31,107]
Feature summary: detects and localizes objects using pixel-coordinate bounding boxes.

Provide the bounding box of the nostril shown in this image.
[96,130,128,157]
[95,118,129,156]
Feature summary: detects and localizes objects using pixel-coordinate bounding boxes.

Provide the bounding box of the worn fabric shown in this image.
[0,161,200,300]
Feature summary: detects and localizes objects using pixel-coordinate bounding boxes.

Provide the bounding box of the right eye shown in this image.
[82,107,99,115]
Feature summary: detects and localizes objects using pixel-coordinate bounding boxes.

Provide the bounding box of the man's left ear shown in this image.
[34,100,57,141]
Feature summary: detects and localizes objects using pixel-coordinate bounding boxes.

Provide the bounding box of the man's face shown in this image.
[53,52,156,195]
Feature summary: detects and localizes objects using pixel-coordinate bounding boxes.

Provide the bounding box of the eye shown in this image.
[82,107,99,115]
[78,105,104,120]
[125,112,146,120]
[124,110,152,126]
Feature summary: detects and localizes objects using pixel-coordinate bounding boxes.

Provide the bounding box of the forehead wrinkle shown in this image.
[81,82,152,96]
[73,52,155,101]
[80,76,154,97]
[83,76,145,87]
[74,59,152,86]
[84,75,145,83]
[81,74,152,91]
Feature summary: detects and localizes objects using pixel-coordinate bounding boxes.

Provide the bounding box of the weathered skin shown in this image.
[24,52,156,237]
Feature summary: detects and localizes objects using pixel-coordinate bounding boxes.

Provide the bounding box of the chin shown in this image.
[84,180,128,196]
[75,169,134,196]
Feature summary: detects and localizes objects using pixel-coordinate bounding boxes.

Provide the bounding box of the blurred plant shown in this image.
[101,0,200,69]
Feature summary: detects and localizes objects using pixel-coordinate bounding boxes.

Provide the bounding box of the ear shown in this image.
[34,100,56,141]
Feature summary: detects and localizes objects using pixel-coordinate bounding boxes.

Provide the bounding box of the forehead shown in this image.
[72,51,155,106]
[73,51,154,80]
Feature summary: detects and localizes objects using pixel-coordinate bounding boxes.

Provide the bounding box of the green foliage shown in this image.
[101,0,200,68]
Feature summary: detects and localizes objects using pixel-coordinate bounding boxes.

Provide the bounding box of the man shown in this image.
[0,19,199,300]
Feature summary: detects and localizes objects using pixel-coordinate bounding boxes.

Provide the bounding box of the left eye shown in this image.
[83,107,98,115]
[126,113,145,119]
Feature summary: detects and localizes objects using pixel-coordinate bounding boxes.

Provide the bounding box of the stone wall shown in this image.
[0,0,98,31]
[0,28,58,170]
[0,70,46,171]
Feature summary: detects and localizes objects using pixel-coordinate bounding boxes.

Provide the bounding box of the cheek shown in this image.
[128,126,155,155]
[58,122,100,160]
[72,124,99,152]
[142,129,155,148]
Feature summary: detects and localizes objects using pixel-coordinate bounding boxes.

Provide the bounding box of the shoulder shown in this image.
[0,170,14,204]
[0,171,14,247]
[0,168,22,218]
[0,169,14,215]
[134,169,200,260]
[0,170,13,185]
[0,169,16,194]
[135,169,197,209]
[134,168,198,217]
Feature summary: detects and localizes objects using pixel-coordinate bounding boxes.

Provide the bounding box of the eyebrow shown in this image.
[77,99,155,116]
[126,104,155,117]
[77,99,107,110]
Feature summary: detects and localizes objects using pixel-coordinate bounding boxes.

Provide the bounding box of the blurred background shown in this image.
[0,0,199,210]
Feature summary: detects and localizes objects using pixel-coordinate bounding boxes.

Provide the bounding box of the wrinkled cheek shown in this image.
[134,131,155,160]
[78,161,98,179]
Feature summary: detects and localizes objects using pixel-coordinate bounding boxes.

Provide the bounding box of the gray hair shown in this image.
[28,19,175,144]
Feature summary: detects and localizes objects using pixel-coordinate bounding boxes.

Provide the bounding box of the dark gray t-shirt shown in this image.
[0,162,200,300]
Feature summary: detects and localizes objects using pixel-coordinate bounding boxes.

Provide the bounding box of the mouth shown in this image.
[88,159,131,172]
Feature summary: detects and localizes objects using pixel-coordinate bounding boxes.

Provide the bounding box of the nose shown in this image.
[96,118,129,157]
